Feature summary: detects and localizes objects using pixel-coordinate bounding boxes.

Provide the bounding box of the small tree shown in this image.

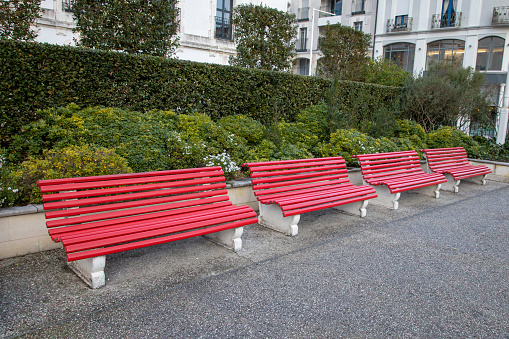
[72,0,179,57]
[0,0,41,41]
[316,24,371,80]
[362,57,412,87]
[402,59,493,133]
[229,4,297,72]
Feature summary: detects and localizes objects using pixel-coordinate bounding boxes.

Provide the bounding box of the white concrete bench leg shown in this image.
[258,202,300,236]
[68,256,106,289]
[440,174,461,193]
[204,227,244,252]
[412,184,442,198]
[463,174,488,186]
[334,199,370,217]
[370,185,401,210]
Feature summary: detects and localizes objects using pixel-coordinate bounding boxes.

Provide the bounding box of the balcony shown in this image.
[493,6,509,25]
[386,17,413,33]
[319,5,341,17]
[62,0,74,12]
[431,12,462,29]
[296,38,308,52]
[298,7,310,21]
[215,16,232,40]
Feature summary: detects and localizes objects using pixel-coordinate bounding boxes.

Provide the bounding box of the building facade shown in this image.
[289,0,377,75]
[373,0,509,143]
[34,0,288,65]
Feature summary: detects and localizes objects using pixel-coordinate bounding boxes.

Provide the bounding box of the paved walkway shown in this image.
[1,180,508,338]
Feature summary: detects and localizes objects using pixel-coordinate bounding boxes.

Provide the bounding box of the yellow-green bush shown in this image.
[319,129,398,165]
[426,126,479,154]
[217,115,265,145]
[9,145,131,204]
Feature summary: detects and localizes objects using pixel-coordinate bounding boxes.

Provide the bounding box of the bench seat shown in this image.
[352,151,447,209]
[243,157,377,235]
[420,147,491,192]
[37,167,258,288]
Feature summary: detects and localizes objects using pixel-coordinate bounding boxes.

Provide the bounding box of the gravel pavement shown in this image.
[1,179,508,338]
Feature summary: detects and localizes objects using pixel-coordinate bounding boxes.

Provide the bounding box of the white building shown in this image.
[34,0,288,65]
[289,0,378,75]
[373,0,509,143]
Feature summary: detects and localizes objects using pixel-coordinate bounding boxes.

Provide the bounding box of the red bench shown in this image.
[243,157,377,236]
[420,147,492,192]
[352,150,447,209]
[37,167,258,288]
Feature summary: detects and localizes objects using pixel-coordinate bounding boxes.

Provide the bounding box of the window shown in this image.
[297,28,308,51]
[426,39,465,67]
[352,0,364,14]
[298,59,310,75]
[354,22,363,32]
[384,43,415,73]
[330,0,342,15]
[476,37,504,71]
[441,0,458,27]
[394,15,408,28]
[62,0,74,12]
[215,0,233,40]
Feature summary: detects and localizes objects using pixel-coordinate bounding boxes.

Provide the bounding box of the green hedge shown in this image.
[0,40,402,145]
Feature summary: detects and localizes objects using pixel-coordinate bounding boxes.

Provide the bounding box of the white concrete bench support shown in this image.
[440,174,461,193]
[68,256,106,289]
[258,202,300,236]
[204,227,244,252]
[370,185,401,210]
[333,200,370,217]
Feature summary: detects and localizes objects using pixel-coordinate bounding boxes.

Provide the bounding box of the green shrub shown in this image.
[319,129,398,165]
[0,40,402,146]
[7,105,178,172]
[9,145,132,204]
[426,126,480,155]
[217,115,265,145]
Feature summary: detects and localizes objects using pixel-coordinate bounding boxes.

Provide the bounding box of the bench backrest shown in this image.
[420,147,470,172]
[243,157,350,198]
[37,167,235,242]
[352,150,424,183]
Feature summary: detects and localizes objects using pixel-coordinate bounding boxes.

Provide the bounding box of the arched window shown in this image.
[426,39,464,67]
[476,36,504,71]
[384,43,415,73]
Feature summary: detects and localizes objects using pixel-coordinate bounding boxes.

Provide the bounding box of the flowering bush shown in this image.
[204,153,241,180]
[426,126,480,154]
[9,145,131,204]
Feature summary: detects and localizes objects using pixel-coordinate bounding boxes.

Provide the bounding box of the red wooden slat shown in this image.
[243,157,344,167]
[253,174,348,191]
[251,169,347,185]
[282,193,378,217]
[66,211,257,253]
[249,164,346,178]
[45,189,228,219]
[43,182,226,210]
[60,205,253,244]
[66,218,258,262]
[46,195,230,227]
[49,201,233,240]
[42,177,224,202]
[37,167,222,186]
[39,169,225,193]
[62,207,256,247]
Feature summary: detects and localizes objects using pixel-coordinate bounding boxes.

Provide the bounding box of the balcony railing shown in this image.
[319,5,341,16]
[215,16,232,40]
[298,7,310,21]
[493,6,509,25]
[386,17,413,32]
[296,38,308,52]
[62,0,74,12]
[431,12,462,29]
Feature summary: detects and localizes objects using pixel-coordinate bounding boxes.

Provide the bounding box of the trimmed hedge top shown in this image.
[0,40,402,146]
